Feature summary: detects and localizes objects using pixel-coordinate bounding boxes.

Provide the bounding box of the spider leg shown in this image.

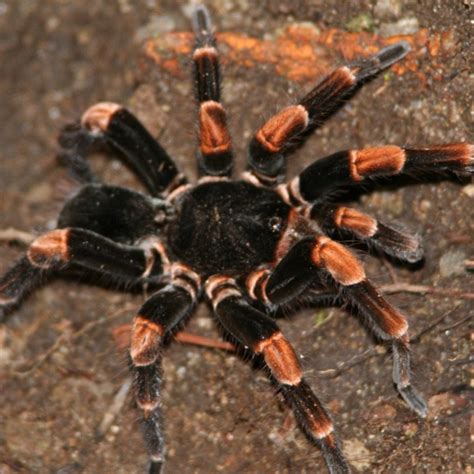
[59,102,184,196]
[254,236,427,417]
[247,42,410,184]
[246,267,338,311]
[285,143,474,203]
[58,146,97,184]
[205,275,349,474]
[191,5,233,176]
[0,256,43,320]
[130,265,200,474]
[0,228,167,319]
[308,203,423,262]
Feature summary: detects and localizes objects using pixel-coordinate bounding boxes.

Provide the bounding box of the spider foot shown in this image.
[319,440,351,474]
[0,256,43,321]
[392,339,428,418]
[147,459,164,474]
[57,149,97,184]
[58,121,98,154]
[282,381,350,474]
[398,384,428,418]
[351,41,410,81]
[57,122,101,183]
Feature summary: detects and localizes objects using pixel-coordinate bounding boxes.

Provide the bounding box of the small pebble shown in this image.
[439,250,467,277]
[135,15,176,42]
[462,184,474,198]
[380,17,420,36]
[343,439,374,470]
[374,0,402,19]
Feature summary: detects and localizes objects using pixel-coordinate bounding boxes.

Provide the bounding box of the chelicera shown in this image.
[1,5,472,473]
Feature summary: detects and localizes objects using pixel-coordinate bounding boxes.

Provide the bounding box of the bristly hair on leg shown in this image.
[1,4,472,474]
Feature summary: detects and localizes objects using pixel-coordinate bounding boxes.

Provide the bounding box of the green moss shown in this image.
[345,13,375,33]
[313,309,330,328]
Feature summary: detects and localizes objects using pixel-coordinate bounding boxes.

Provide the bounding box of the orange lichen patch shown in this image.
[161,58,182,76]
[350,146,406,180]
[334,207,378,237]
[28,229,70,267]
[312,236,365,286]
[143,27,456,84]
[130,315,164,366]
[219,33,268,68]
[255,105,308,152]
[199,101,232,155]
[255,332,302,386]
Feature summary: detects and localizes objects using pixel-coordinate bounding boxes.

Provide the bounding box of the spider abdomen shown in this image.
[169,180,290,275]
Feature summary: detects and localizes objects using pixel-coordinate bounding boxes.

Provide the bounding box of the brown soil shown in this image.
[0,1,472,473]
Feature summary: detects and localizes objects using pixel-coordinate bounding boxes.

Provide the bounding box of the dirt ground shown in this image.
[0,1,472,473]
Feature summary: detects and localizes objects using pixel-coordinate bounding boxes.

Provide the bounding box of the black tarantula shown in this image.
[1,5,472,474]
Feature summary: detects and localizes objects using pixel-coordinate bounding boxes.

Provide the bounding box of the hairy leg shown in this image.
[130,265,200,473]
[191,5,233,176]
[206,275,349,474]
[253,235,426,417]
[59,102,184,196]
[285,143,473,203]
[247,42,410,183]
[0,228,168,318]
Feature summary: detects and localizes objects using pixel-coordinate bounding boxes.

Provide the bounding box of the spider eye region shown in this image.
[269,216,283,232]
[169,181,290,275]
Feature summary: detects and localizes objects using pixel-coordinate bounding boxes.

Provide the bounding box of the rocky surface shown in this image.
[0,1,472,473]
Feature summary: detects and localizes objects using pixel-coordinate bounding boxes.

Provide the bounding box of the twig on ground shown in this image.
[439,314,473,332]
[174,331,235,351]
[411,311,454,344]
[316,347,381,379]
[5,280,471,379]
[97,377,132,437]
[316,308,471,378]
[381,283,474,300]
[0,228,36,246]
[10,304,136,377]
[112,324,236,352]
[382,257,399,284]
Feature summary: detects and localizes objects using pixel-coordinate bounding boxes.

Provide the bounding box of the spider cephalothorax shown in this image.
[1,5,472,474]
[169,180,291,275]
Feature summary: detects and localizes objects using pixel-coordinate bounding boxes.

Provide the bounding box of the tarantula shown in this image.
[1,5,472,473]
